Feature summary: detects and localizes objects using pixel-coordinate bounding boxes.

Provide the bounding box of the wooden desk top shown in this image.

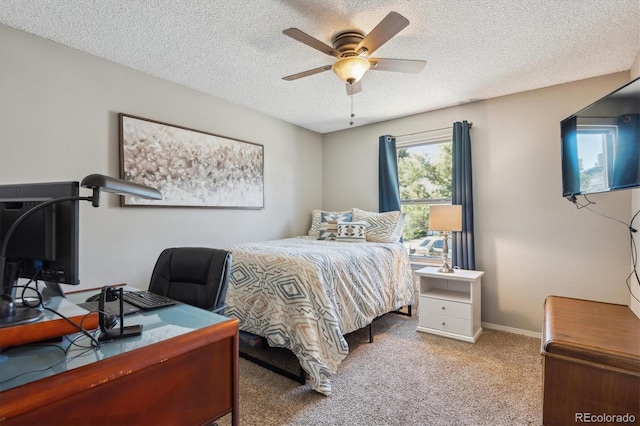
[0,290,235,392]
[542,296,640,373]
[0,290,239,425]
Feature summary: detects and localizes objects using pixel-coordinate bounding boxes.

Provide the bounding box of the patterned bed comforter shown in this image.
[225,236,414,395]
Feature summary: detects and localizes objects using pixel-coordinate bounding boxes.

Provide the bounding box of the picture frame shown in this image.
[118,113,264,209]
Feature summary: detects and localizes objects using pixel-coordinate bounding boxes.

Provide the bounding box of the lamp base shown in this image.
[437,262,455,273]
[99,324,143,342]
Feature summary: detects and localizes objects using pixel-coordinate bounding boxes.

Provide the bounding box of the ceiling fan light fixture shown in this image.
[332,56,370,84]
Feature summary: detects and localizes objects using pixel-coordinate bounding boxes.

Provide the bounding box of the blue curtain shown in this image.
[378,135,401,212]
[451,121,475,270]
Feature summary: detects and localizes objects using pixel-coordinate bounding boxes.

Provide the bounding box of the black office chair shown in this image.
[148,247,232,313]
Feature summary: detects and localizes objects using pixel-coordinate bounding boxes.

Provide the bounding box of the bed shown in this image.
[225,216,414,395]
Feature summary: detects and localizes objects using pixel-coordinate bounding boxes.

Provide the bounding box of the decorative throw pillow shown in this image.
[317,211,353,240]
[308,209,352,237]
[336,221,367,242]
[352,208,402,243]
[320,211,353,223]
[318,221,339,240]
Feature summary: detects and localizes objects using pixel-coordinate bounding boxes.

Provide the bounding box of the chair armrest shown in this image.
[211,304,228,314]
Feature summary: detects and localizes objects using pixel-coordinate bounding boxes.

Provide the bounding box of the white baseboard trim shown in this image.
[481,322,541,339]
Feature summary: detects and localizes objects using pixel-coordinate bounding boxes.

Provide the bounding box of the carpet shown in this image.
[216,313,542,426]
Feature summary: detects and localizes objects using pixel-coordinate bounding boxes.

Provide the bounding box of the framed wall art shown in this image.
[118,113,264,208]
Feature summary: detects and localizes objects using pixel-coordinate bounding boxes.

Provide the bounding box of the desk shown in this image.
[541,296,639,425]
[0,289,239,425]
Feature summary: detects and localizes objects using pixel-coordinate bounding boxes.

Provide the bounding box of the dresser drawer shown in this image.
[420,313,472,336]
[420,297,471,320]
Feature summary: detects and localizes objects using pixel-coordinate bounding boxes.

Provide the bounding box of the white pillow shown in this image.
[352,208,402,243]
[393,213,405,242]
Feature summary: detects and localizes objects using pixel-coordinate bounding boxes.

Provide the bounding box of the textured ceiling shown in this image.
[0,0,639,134]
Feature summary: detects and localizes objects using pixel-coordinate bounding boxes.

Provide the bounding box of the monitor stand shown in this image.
[0,294,44,328]
[0,262,44,328]
[41,281,66,302]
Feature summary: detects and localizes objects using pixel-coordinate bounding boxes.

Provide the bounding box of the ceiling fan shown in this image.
[282,11,426,95]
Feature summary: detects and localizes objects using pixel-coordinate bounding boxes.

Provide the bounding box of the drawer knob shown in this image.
[442,322,446,326]
[441,306,445,310]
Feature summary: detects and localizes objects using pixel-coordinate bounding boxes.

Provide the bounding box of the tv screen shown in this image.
[561,77,640,198]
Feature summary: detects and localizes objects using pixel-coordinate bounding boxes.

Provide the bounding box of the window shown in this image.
[575,125,616,194]
[397,131,452,261]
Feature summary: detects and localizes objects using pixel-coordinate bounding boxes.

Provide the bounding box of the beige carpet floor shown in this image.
[217,313,543,426]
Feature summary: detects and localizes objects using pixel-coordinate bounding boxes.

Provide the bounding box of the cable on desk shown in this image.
[17,271,44,308]
[42,306,101,349]
[0,344,96,386]
[9,278,102,349]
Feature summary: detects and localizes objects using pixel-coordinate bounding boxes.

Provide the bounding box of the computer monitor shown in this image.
[0,181,80,299]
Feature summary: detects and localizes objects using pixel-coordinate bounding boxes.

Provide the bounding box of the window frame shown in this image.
[396,130,453,264]
[575,123,618,194]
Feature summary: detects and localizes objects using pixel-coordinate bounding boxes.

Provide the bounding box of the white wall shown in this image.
[322,72,634,332]
[0,25,323,290]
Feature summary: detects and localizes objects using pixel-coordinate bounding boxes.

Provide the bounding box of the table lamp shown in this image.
[428,205,462,273]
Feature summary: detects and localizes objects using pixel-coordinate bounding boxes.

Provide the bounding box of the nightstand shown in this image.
[415,266,484,343]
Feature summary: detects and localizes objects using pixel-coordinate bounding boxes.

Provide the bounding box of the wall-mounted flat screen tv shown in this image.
[561,77,639,198]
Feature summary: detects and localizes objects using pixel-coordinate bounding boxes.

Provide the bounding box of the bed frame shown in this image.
[238,306,412,384]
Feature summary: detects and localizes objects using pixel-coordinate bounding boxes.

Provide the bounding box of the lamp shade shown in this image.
[429,205,463,232]
[81,174,162,200]
[331,56,371,84]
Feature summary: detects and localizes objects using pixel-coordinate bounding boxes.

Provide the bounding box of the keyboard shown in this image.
[122,290,177,310]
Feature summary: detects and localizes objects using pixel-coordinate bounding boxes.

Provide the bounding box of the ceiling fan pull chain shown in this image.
[350,92,355,126]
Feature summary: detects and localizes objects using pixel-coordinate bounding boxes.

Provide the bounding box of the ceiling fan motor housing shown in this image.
[332,31,366,57]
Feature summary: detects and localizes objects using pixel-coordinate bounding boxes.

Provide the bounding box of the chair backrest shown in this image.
[148,247,232,312]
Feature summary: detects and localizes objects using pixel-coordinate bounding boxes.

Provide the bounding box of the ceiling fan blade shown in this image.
[346,81,362,95]
[282,65,333,81]
[283,28,341,58]
[355,12,409,55]
[369,58,426,74]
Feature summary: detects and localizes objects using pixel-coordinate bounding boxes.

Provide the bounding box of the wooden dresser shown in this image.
[541,296,640,425]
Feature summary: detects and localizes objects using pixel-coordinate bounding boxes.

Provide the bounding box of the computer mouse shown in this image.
[85,293,101,302]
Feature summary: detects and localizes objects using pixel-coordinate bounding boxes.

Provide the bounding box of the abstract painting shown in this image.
[118,114,264,208]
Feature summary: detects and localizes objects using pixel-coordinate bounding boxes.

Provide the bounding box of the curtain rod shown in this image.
[391,122,473,139]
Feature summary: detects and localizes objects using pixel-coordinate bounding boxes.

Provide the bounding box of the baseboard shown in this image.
[481,322,541,339]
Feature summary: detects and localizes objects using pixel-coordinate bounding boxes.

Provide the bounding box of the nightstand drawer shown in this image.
[420,297,471,320]
[421,313,472,336]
